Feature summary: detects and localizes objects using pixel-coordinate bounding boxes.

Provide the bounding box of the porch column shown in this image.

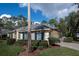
[44,32,49,41]
[12,33,15,38]
[16,30,19,41]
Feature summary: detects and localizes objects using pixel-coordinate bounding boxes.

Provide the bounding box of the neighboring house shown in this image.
[7,24,60,41]
[0,28,10,38]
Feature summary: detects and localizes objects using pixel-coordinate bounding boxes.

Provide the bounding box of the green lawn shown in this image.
[0,40,24,56]
[1,40,79,56]
[39,47,79,56]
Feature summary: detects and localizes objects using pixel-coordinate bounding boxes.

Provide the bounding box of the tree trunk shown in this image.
[27,3,31,53]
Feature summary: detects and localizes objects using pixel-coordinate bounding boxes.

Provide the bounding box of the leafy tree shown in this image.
[4,21,15,30]
[0,19,4,38]
[58,18,68,36]
[0,19,4,28]
[49,19,58,27]
[10,16,18,21]
[64,11,79,40]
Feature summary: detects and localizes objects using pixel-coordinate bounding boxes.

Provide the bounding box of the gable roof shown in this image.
[10,24,59,33]
[21,24,58,31]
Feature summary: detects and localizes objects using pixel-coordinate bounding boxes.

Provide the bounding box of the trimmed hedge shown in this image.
[48,37,60,45]
[39,40,48,48]
[0,37,9,40]
[63,37,73,42]
[31,40,41,51]
[0,40,4,43]
[38,46,44,50]
[7,38,16,45]
[31,40,40,46]
[15,40,28,46]
[6,39,49,51]
[31,40,48,51]
[38,40,48,50]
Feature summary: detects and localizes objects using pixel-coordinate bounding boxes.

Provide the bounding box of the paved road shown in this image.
[57,42,79,51]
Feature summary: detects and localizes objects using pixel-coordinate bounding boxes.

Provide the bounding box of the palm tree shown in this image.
[27,3,31,53]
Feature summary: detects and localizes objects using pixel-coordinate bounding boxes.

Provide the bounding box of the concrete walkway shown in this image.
[57,42,79,51]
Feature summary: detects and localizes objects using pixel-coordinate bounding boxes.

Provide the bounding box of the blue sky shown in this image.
[0,3,78,22]
[0,3,28,17]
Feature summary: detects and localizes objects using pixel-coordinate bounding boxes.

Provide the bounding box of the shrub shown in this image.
[0,40,4,43]
[31,45,38,52]
[31,40,48,51]
[0,37,8,40]
[64,37,73,42]
[31,40,40,46]
[48,37,60,45]
[38,46,44,50]
[15,40,28,46]
[0,38,6,40]
[31,40,40,51]
[7,38,16,45]
[39,40,48,48]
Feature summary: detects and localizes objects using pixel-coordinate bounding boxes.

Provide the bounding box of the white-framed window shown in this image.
[37,32,42,40]
[20,33,23,39]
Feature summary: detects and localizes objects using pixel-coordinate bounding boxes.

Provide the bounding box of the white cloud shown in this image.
[19,3,27,7]
[30,3,79,19]
[0,14,11,18]
[57,5,78,18]
[19,3,79,19]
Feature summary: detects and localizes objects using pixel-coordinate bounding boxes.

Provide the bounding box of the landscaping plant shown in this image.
[48,37,60,46]
[7,38,16,45]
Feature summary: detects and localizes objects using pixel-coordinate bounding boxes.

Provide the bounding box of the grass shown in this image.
[0,40,24,56]
[39,47,79,56]
[1,40,79,56]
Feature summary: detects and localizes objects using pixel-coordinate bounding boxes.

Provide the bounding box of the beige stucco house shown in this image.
[7,24,60,41]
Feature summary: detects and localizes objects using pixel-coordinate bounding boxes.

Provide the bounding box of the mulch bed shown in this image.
[18,45,39,56]
[18,46,40,56]
[18,44,60,56]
